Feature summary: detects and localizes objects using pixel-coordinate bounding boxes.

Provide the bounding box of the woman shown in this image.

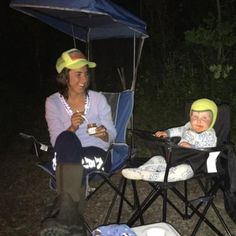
[43,48,116,234]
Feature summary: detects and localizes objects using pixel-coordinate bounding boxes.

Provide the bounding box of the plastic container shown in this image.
[87,123,97,135]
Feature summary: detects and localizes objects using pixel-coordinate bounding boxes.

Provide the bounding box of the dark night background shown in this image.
[2,0,236,152]
[1,1,236,235]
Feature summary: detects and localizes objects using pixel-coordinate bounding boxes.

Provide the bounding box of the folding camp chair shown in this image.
[20,89,135,231]
[84,90,136,222]
[125,103,233,236]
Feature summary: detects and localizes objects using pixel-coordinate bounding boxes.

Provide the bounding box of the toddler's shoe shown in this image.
[140,170,164,182]
[121,168,142,180]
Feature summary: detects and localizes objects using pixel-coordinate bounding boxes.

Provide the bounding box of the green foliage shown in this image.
[135,50,203,131]
[184,13,235,81]
[135,42,236,146]
[185,14,236,49]
[209,64,233,79]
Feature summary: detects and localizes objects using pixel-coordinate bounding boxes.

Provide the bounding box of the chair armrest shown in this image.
[19,132,53,161]
[130,129,221,152]
[130,128,181,147]
[102,142,130,172]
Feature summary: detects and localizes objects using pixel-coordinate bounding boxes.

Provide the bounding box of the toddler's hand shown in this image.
[179,141,192,148]
[154,131,168,138]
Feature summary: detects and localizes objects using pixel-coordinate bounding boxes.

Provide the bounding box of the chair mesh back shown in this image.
[102,92,120,124]
[102,90,134,171]
[102,90,134,143]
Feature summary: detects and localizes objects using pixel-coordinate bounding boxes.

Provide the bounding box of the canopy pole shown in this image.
[131,37,145,91]
[117,67,126,90]
[86,27,97,90]
[132,33,136,91]
[130,37,145,156]
[86,28,91,60]
[130,33,137,152]
[71,24,77,48]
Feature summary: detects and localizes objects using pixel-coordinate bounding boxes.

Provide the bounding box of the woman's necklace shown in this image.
[60,93,90,117]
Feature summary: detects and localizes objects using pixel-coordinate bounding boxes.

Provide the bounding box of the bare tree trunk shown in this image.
[139,0,142,18]
[34,37,43,90]
[216,0,223,63]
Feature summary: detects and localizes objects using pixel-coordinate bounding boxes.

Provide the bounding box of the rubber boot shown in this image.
[40,192,87,236]
[56,163,87,213]
[56,164,83,202]
[40,164,87,236]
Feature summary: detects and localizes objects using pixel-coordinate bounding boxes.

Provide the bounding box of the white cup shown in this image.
[87,123,97,135]
[88,126,97,135]
[146,227,166,236]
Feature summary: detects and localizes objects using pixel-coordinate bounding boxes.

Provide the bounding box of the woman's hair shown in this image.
[56,68,70,99]
[56,68,90,99]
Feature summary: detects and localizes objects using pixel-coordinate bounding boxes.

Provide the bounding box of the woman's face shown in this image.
[67,66,89,95]
[190,111,212,133]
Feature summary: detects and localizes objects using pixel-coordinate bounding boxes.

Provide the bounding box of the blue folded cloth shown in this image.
[92,224,137,236]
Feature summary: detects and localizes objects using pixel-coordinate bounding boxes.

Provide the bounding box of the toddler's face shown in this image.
[190,111,212,133]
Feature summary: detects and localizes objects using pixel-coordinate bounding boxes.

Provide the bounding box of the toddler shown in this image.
[122,98,218,182]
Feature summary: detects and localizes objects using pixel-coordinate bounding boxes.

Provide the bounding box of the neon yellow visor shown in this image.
[56,48,96,73]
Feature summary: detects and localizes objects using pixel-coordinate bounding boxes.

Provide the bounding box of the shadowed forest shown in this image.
[1,0,236,235]
[2,0,236,152]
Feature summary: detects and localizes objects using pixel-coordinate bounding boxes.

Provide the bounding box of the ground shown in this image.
[0,145,236,236]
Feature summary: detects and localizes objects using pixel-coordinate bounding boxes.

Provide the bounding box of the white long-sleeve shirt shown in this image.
[45,90,116,150]
[167,122,217,148]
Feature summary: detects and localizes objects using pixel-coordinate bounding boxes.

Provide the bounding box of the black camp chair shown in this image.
[20,90,136,232]
[125,103,233,236]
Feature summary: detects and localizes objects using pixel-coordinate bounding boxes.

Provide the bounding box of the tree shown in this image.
[185,0,236,81]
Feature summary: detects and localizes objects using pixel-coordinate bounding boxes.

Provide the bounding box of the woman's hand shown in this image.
[68,112,85,132]
[95,125,109,142]
[154,131,168,138]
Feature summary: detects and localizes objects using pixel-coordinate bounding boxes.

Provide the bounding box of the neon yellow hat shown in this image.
[191,98,218,129]
[56,48,96,73]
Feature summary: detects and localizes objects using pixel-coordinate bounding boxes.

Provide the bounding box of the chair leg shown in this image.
[188,179,232,236]
[131,180,144,225]
[184,181,189,219]
[127,178,232,236]
[116,177,128,223]
[190,197,225,236]
[168,182,231,235]
[210,202,232,236]
[162,187,168,222]
[103,176,125,224]
[87,172,135,225]
[103,176,143,225]
[87,171,133,208]
[127,184,162,226]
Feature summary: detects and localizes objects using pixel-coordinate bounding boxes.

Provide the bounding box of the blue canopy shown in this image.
[10,0,148,42]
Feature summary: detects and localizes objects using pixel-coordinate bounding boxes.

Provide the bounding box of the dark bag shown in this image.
[222,144,236,223]
[224,190,236,223]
